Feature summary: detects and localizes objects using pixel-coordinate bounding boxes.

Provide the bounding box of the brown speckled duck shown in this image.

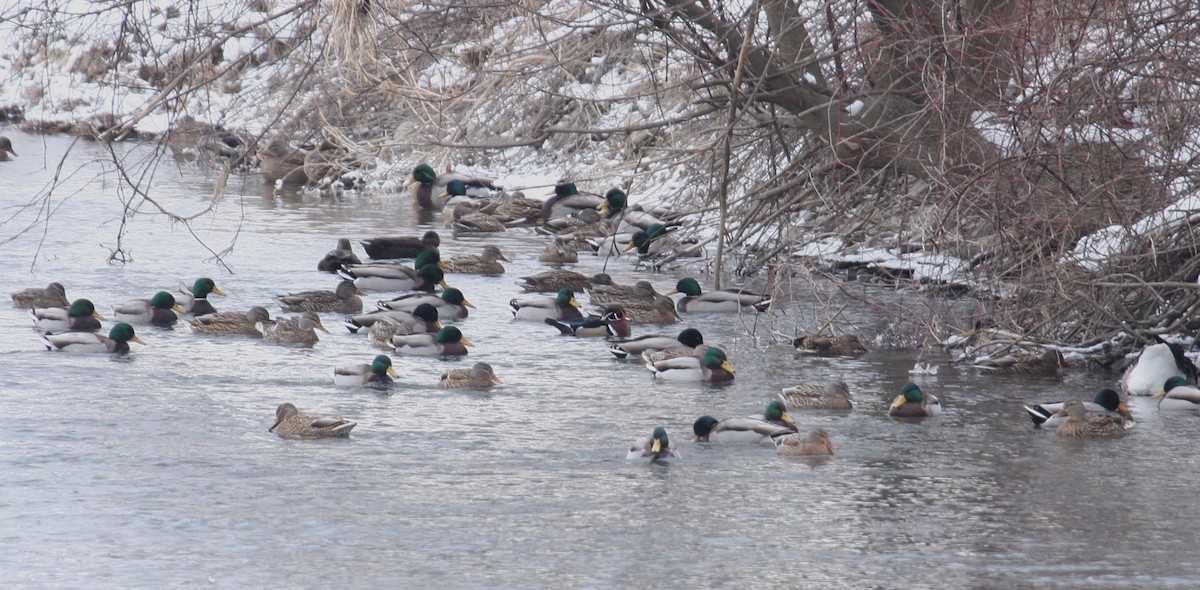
[1050,399,1127,438]
[516,270,594,293]
[11,282,68,308]
[793,334,868,356]
[258,311,330,345]
[0,135,17,161]
[974,348,1069,374]
[779,379,855,410]
[269,403,356,438]
[276,280,363,314]
[188,306,272,336]
[441,245,510,275]
[317,238,362,272]
[439,362,503,389]
[772,428,838,456]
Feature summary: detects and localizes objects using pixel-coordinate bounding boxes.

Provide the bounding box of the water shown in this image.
[1,129,1197,588]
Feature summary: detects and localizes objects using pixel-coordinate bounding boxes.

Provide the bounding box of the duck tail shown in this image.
[342,317,365,333]
[607,344,630,359]
[543,317,575,336]
[1023,405,1052,426]
[336,267,358,281]
[753,297,773,313]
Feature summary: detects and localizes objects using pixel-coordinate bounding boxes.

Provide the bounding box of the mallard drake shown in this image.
[344,304,440,334]
[258,311,329,345]
[391,325,473,357]
[11,282,67,308]
[626,426,680,461]
[41,322,145,353]
[779,379,855,410]
[509,287,583,321]
[544,307,631,337]
[189,306,271,336]
[516,270,593,293]
[333,354,398,388]
[376,288,473,319]
[691,405,796,444]
[361,230,440,260]
[541,181,603,220]
[1153,376,1200,411]
[338,262,448,292]
[752,400,798,430]
[609,327,704,359]
[772,428,837,456]
[0,135,17,161]
[587,277,658,306]
[642,342,712,364]
[1025,388,1131,427]
[975,348,1069,374]
[177,278,226,316]
[276,280,363,313]
[1121,342,1197,396]
[269,403,356,438]
[439,362,502,389]
[888,383,941,417]
[441,245,510,275]
[1050,399,1127,438]
[667,277,770,313]
[793,334,868,356]
[31,298,104,332]
[317,238,361,272]
[257,139,308,186]
[646,346,735,382]
[597,188,670,233]
[537,237,579,264]
[409,164,496,209]
[617,295,680,325]
[112,291,185,326]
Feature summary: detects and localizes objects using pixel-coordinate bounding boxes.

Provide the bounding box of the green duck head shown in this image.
[435,325,474,346]
[1156,376,1190,398]
[109,322,146,345]
[415,249,443,270]
[891,383,925,410]
[763,400,794,425]
[651,426,670,453]
[440,288,475,308]
[703,347,735,373]
[555,287,581,308]
[627,230,652,253]
[677,328,704,348]
[668,277,702,297]
[411,164,437,185]
[412,303,442,328]
[444,179,467,197]
[68,298,104,319]
[599,188,627,215]
[692,416,719,441]
[371,354,399,377]
[554,182,578,198]
[192,278,225,298]
[1094,388,1129,413]
[149,291,183,313]
[417,264,449,289]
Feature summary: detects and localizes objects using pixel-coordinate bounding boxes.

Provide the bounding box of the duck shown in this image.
[793,334,869,356]
[541,181,604,220]
[338,261,448,292]
[441,245,510,275]
[608,327,704,359]
[508,287,583,321]
[31,298,104,332]
[481,191,543,225]
[516,270,594,293]
[691,404,796,444]
[779,379,855,410]
[645,347,735,382]
[537,237,579,264]
[438,362,503,389]
[257,139,308,186]
[376,288,474,319]
[1049,399,1127,438]
[974,348,1069,374]
[391,325,473,357]
[772,428,838,456]
[1153,376,1200,411]
[361,230,440,260]
[317,238,362,272]
[112,291,185,326]
[587,276,659,306]
[641,342,713,364]
[41,322,145,353]
[753,400,799,430]
[667,277,771,313]
[188,306,272,336]
[258,311,330,345]
[269,403,356,438]
[1121,342,1197,396]
[1025,388,1131,427]
[177,278,226,316]
[625,426,680,461]
[544,307,631,337]
[0,135,16,161]
[333,354,399,388]
[409,163,496,209]
[597,188,670,233]
[343,303,441,334]
[445,201,509,234]
[888,383,942,417]
[11,282,68,308]
[616,295,680,325]
[276,280,363,313]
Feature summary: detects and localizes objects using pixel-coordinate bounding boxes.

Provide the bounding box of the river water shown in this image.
[0,129,1196,588]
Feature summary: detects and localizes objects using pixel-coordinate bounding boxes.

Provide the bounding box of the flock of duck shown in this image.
[12,159,1200,457]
